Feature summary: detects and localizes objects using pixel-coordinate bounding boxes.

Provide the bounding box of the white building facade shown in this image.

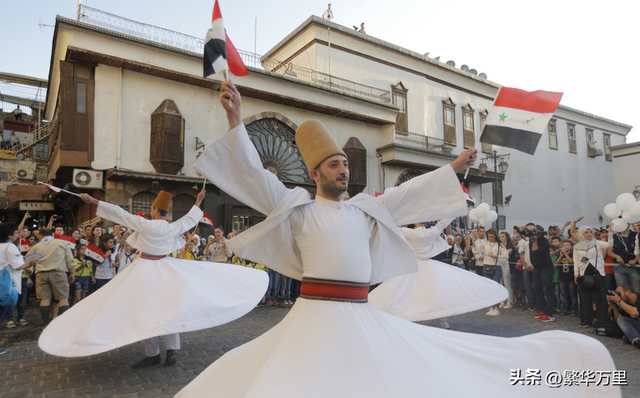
[43,11,632,232]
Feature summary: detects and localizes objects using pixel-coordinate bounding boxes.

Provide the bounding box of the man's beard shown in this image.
[318,170,348,198]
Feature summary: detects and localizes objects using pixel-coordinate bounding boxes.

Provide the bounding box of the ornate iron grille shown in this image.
[246,119,313,185]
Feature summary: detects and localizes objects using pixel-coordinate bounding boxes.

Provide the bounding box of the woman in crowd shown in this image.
[481,228,507,316]
[210,226,232,263]
[94,234,119,290]
[203,235,216,260]
[0,223,35,329]
[89,224,103,247]
[499,231,516,309]
[573,225,613,327]
[449,234,467,270]
[73,243,95,303]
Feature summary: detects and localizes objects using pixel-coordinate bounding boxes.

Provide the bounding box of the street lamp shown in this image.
[478,150,510,214]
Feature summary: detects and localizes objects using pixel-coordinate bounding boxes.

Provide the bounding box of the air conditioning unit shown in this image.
[72,169,104,189]
[16,169,34,180]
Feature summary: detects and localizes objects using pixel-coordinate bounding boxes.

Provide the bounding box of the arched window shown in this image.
[172,194,195,221]
[395,170,423,186]
[132,192,155,216]
[245,118,313,185]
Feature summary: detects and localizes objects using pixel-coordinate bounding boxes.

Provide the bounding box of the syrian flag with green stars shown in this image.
[479,87,563,155]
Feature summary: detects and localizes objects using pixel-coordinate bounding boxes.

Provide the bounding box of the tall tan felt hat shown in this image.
[152,190,172,211]
[296,120,346,170]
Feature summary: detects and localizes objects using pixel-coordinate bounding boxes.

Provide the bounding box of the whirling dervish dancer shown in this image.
[176,81,619,397]
[39,188,268,364]
[369,219,508,324]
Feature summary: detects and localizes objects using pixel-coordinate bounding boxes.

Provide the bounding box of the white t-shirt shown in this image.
[1,242,25,288]
[518,238,532,268]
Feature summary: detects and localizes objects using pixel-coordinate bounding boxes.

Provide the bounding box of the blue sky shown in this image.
[1,0,637,141]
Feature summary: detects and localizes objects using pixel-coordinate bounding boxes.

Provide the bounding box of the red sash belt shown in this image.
[140,253,167,260]
[300,277,370,303]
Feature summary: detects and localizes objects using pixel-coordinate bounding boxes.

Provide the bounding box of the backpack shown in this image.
[0,266,19,307]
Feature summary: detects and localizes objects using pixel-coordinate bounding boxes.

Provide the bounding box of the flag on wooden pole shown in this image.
[479,87,563,155]
[203,0,248,78]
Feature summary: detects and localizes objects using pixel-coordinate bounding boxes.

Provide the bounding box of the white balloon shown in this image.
[476,203,490,218]
[628,201,640,218]
[616,193,636,212]
[486,210,498,223]
[622,211,640,224]
[603,203,621,219]
[478,217,486,225]
[611,218,627,233]
[468,209,478,221]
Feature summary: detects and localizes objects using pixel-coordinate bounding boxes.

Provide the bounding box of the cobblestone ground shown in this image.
[1,302,638,398]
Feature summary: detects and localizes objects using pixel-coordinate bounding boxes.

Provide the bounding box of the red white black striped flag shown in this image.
[479,87,563,155]
[203,0,248,78]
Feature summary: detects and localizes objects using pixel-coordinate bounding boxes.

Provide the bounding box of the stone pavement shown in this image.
[1,303,638,398]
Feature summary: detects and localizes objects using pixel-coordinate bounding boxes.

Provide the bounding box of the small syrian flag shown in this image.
[479,87,563,155]
[86,242,105,263]
[135,211,149,219]
[200,213,214,227]
[39,182,61,193]
[19,239,30,254]
[461,183,475,206]
[54,234,77,251]
[374,191,383,197]
[204,0,248,78]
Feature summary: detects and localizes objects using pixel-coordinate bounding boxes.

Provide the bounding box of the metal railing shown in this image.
[0,124,51,155]
[78,6,391,104]
[395,132,453,155]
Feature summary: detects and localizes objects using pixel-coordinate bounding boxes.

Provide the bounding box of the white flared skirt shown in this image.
[175,298,619,397]
[38,258,268,357]
[369,258,508,321]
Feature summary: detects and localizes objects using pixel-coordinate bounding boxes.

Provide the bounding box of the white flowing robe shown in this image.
[38,202,268,357]
[175,123,620,398]
[369,220,509,321]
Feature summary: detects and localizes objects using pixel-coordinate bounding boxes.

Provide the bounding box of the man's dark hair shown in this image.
[477,226,485,231]
[0,222,18,242]
[158,209,168,217]
[550,236,562,243]
[214,226,224,233]
[40,228,53,237]
[619,284,637,295]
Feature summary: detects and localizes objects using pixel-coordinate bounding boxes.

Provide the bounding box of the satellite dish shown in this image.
[446,60,455,67]
[469,69,478,75]
[461,64,469,72]
[479,72,487,79]
[434,56,440,61]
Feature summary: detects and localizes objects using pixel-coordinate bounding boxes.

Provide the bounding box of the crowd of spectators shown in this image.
[437,218,640,348]
[2,208,639,354]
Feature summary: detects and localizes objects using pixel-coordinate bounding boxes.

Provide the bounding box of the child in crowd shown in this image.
[74,244,95,303]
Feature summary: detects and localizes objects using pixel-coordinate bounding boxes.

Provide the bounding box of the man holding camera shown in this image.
[607,285,640,348]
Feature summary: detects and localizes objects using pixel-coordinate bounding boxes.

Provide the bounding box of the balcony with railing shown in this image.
[78,6,391,104]
[394,132,453,155]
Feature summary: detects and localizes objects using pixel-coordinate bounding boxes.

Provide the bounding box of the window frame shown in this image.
[567,123,577,154]
[548,119,558,150]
